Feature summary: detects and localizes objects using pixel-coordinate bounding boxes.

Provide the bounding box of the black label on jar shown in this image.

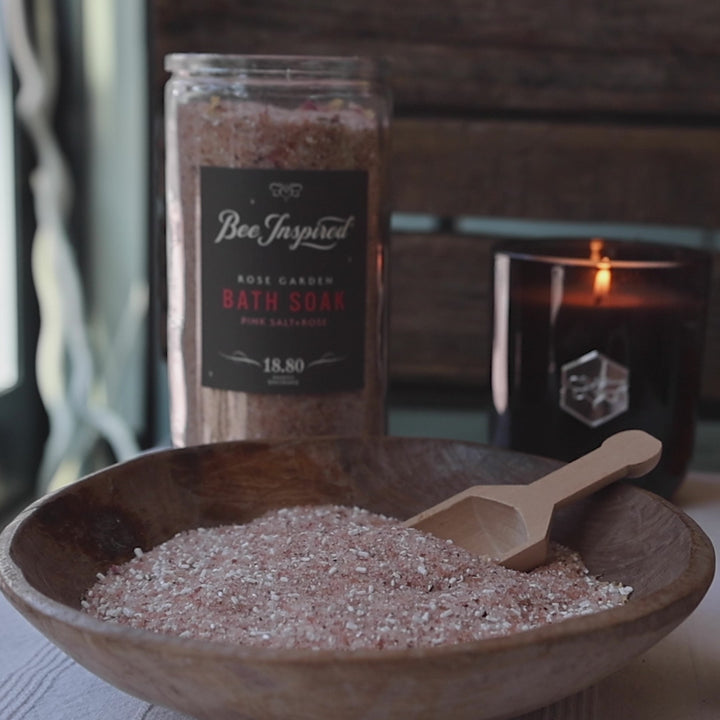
[200,167,368,394]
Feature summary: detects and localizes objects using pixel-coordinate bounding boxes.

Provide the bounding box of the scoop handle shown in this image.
[528,430,662,508]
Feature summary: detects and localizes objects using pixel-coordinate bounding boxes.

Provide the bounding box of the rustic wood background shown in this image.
[148,0,720,406]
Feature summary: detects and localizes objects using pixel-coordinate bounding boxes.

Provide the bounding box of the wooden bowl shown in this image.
[0,437,714,720]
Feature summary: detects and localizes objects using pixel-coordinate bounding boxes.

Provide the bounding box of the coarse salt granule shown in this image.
[82,505,632,651]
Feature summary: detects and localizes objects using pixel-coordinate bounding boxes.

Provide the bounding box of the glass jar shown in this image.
[164,54,391,446]
[490,238,711,498]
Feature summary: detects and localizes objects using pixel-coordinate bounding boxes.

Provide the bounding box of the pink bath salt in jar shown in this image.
[164,54,391,445]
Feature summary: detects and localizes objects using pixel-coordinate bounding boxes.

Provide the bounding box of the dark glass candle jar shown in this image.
[490,238,711,498]
[164,54,391,446]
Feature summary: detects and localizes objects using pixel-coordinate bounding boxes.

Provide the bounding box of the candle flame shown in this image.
[593,257,612,302]
[589,238,604,263]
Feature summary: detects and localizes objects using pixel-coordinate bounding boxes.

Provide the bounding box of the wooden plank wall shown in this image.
[148,0,720,406]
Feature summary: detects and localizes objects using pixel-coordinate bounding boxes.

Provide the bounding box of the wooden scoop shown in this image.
[404,430,662,571]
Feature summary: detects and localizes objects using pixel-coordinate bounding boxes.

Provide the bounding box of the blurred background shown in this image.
[1,0,153,515]
[1,0,719,520]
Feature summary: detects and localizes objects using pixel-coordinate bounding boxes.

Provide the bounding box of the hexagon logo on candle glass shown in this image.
[560,350,629,428]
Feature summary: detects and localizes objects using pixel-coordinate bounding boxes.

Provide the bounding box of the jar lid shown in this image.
[164,53,386,84]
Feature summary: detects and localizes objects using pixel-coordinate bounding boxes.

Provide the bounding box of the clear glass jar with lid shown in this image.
[164,54,391,446]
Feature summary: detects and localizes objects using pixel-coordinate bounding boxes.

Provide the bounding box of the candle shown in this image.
[490,238,711,498]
